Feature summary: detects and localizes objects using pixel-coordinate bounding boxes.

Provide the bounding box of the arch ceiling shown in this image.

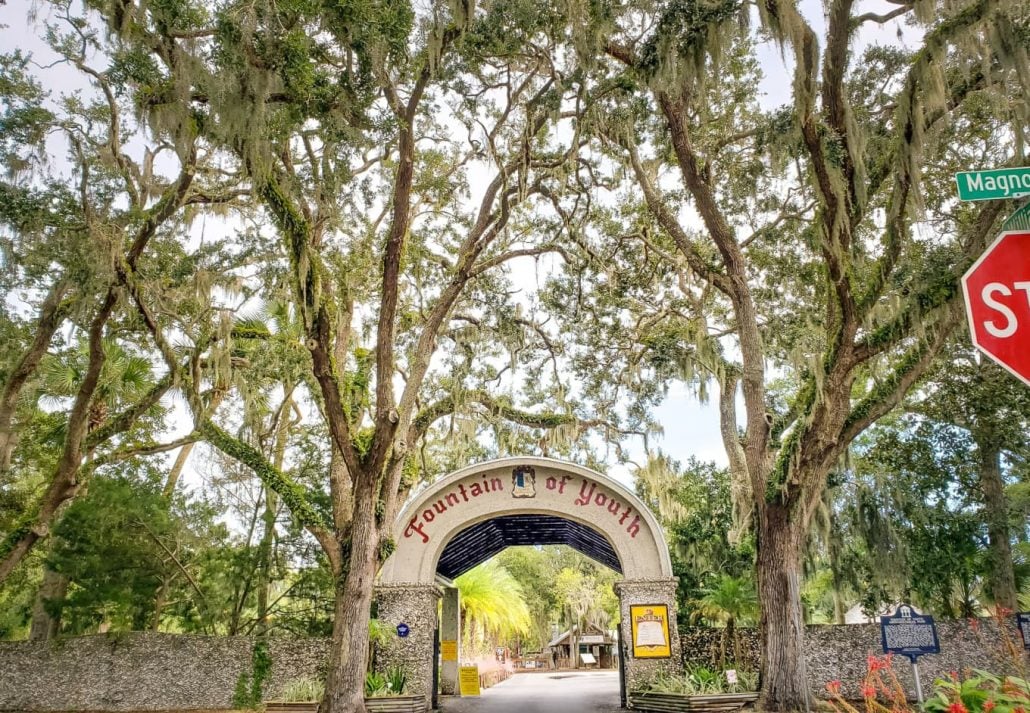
[436,514,622,579]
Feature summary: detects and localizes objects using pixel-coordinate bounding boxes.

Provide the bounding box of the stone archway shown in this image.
[375,457,680,706]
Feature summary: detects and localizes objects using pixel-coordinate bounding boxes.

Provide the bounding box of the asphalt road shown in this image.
[439,671,623,713]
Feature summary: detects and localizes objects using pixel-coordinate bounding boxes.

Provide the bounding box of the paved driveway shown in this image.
[439,671,623,713]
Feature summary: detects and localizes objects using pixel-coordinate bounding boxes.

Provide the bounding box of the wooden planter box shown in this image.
[629,691,759,713]
[266,696,426,713]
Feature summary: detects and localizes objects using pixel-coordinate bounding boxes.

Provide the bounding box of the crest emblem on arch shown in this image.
[511,466,536,498]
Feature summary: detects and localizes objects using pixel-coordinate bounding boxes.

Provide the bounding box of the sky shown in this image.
[0,0,922,492]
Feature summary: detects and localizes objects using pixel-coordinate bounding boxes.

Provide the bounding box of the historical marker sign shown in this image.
[1017,612,1030,651]
[880,604,940,661]
[956,168,1030,201]
[961,231,1030,386]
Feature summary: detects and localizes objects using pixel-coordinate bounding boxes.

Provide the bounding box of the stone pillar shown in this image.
[615,578,682,693]
[439,586,461,695]
[374,583,441,705]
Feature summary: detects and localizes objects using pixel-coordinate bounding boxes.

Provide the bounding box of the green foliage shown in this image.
[363,666,407,697]
[496,546,620,652]
[454,560,531,656]
[364,670,387,697]
[279,677,324,702]
[635,456,754,624]
[232,638,272,708]
[641,664,759,695]
[924,671,1030,713]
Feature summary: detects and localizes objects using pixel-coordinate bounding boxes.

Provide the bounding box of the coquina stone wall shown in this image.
[0,619,1025,710]
[0,633,329,711]
[680,618,1026,701]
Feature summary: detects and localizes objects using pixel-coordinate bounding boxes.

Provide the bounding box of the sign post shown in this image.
[880,604,940,703]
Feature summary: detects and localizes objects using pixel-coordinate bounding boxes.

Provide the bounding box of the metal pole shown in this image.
[911,658,924,703]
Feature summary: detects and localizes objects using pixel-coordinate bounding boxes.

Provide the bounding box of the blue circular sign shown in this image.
[396,623,410,638]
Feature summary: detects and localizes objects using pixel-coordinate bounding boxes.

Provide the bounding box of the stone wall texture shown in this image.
[0,619,1024,710]
[680,618,1026,701]
[0,632,329,711]
[374,583,442,704]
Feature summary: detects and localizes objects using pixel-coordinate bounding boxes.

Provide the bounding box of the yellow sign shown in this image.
[630,603,671,658]
[441,640,458,661]
[459,665,481,696]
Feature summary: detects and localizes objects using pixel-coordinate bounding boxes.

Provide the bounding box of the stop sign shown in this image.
[962,230,1030,386]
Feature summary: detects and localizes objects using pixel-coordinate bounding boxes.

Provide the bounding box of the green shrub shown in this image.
[640,666,759,695]
[279,677,325,702]
[365,667,408,697]
[365,671,388,697]
[924,671,1030,713]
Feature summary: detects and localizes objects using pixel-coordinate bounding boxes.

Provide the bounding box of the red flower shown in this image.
[826,681,842,695]
[861,685,877,699]
[947,702,968,713]
[983,701,996,712]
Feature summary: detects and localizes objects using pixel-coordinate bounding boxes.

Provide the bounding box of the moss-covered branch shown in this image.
[198,419,328,532]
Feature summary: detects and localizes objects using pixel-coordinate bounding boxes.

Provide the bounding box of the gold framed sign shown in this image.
[630,604,671,658]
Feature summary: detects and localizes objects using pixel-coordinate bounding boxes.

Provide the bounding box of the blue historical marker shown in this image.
[880,604,940,660]
[396,622,410,638]
[880,604,939,702]
[1017,612,1030,651]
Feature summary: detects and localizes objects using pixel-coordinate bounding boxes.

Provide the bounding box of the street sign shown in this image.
[956,167,1030,201]
[880,604,940,662]
[961,231,1030,386]
[396,622,410,638]
[1017,612,1030,651]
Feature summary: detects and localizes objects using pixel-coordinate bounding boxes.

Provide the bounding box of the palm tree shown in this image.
[29,340,157,640]
[454,560,531,659]
[691,574,758,668]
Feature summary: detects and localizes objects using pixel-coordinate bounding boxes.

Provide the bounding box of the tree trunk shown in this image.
[162,443,195,499]
[0,281,70,475]
[726,616,736,668]
[255,487,277,636]
[29,567,68,641]
[756,505,809,712]
[319,485,380,713]
[0,290,117,584]
[152,578,170,631]
[979,444,1017,611]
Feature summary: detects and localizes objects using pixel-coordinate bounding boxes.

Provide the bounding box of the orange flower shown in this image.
[983,700,996,712]
[947,702,968,713]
